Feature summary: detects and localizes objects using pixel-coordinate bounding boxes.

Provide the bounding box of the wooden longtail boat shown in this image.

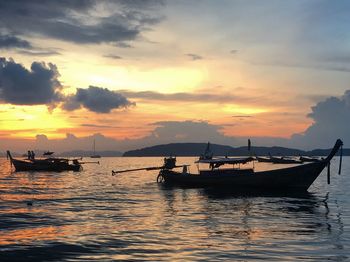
[6,151,82,172]
[113,139,343,192]
[156,139,343,191]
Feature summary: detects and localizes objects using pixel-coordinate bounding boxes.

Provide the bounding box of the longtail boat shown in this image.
[299,156,322,163]
[6,151,82,172]
[43,151,54,156]
[112,139,343,192]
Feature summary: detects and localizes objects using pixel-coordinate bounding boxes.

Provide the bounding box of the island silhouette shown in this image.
[123,142,348,157]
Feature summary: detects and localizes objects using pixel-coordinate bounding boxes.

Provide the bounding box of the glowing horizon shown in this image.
[1,1,349,151]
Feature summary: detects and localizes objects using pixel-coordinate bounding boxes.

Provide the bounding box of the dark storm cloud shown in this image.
[0,57,135,113]
[186,53,203,61]
[0,57,62,105]
[39,19,139,44]
[0,34,32,49]
[62,86,135,113]
[0,0,164,45]
[291,90,350,148]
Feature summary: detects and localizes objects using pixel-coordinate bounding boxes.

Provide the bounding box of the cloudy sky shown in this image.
[1,0,350,152]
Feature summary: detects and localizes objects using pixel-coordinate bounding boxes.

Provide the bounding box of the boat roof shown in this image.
[195,156,254,165]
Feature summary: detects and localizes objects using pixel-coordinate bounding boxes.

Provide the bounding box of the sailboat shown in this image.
[90,139,101,158]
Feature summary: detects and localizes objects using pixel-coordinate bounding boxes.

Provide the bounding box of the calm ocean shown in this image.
[0,157,349,261]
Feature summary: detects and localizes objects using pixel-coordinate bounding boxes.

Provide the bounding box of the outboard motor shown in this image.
[163,157,176,170]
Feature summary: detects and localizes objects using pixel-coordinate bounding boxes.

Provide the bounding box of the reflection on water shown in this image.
[0,157,349,261]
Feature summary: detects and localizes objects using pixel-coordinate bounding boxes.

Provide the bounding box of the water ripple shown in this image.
[0,157,349,261]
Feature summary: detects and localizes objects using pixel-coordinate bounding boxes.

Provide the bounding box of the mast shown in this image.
[90,138,101,158]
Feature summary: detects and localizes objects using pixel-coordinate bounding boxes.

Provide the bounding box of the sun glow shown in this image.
[0,105,73,138]
[223,105,269,115]
[60,58,207,93]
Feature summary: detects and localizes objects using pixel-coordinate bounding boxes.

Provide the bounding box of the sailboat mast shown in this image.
[90,138,101,158]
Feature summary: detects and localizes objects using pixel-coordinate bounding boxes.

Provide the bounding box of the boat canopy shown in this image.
[195,156,254,165]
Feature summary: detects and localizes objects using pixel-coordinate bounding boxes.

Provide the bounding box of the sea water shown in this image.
[0,157,349,261]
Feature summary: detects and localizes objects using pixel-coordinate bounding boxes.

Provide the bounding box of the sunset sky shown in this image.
[1,0,350,152]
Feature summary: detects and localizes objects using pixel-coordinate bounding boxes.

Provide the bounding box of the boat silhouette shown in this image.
[6,151,82,172]
[113,139,343,192]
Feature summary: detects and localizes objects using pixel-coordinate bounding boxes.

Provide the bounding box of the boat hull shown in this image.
[160,161,327,192]
[11,159,81,172]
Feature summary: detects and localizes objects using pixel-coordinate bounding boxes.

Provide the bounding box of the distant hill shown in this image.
[123,143,347,157]
[123,143,233,157]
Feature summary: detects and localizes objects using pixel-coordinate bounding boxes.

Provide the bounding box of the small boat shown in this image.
[112,139,343,192]
[158,139,342,191]
[299,156,322,163]
[90,139,101,158]
[43,151,54,156]
[6,151,82,172]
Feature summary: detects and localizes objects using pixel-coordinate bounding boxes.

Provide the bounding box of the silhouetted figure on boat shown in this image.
[27,150,36,160]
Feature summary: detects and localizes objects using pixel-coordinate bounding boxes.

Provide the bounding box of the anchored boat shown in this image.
[6,151,82,172]
[112,139,343,192]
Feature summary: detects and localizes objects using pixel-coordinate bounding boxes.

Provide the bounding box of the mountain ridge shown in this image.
[123,142,347,157]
